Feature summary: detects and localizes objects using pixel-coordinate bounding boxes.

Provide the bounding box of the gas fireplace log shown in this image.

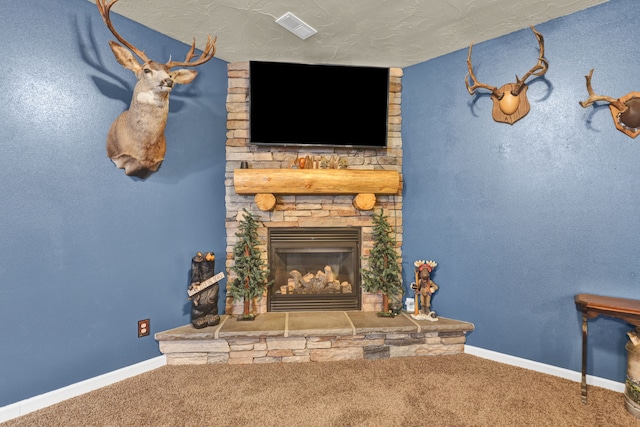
[285,266,352,294]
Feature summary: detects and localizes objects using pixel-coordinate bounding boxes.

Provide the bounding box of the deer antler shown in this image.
[512,26,549,96]
[166,35,217,69]
[579,69,626,111]
[465,43,503,100]
[96,0,149,63]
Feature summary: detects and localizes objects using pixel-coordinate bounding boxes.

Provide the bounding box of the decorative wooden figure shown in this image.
[188,252,222,329]
[465,26,548,125]
[411,260,439,321]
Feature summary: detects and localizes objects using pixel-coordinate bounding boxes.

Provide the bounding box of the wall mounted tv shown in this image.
[249,61,390,148]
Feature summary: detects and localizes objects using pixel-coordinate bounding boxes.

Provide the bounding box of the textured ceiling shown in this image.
[88,0,608,68]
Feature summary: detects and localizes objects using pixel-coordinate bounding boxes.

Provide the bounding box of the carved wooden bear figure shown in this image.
[189,252,220,329]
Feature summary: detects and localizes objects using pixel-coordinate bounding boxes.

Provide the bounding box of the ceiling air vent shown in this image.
[275,12,317,40]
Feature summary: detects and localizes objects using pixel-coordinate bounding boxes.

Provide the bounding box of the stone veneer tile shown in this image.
[309,347,363,362]
[267,349,294,357]
[207,353,230,364]
[266,337,307,350]
[166,353,209,365]
[332,337,385,348]
[389,345,418,358]
[253,342,268,351]
[441,336,467,345]
[384,336,425,347]
[160,340,229,353]
[227,357,254,364]
[363,345,390,360]
[282,355,311,363]
[229,350,268,359]
[254,357,282,363]
[225,336,263,345]
[229,343,254,351]
[306,340,333,349]
[384,332,413,339]
[415,344,464,356]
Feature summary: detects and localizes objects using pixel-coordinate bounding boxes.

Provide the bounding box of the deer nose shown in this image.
[162,78,174,88]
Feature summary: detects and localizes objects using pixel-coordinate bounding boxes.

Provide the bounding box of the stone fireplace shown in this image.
[224,62,404,315]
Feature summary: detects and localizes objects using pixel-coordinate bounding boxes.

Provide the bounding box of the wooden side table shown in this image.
[574,294,640,403]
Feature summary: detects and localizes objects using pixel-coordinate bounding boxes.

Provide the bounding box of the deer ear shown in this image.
[171,69,198,85]
[108,41,141,73]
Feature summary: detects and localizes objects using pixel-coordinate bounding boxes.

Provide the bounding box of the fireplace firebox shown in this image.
[268,227,361,312]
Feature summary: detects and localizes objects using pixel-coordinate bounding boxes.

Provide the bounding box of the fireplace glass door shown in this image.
[268,227,361,311]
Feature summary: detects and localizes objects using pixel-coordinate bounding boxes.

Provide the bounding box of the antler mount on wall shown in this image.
[465,26,549,125]
[579,69,640,138]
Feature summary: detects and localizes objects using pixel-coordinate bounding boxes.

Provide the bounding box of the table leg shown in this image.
[581,311,588,404]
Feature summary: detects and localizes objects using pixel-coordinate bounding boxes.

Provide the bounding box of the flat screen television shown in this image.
[249,61,389,148]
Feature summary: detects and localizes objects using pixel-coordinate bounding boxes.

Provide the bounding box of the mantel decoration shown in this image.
[465,26,548,125]
[96,0,216,177]
[579,68,640,138]
[228,209,273,320]
[287,155,348,169]
[360,210,403,317]
[411,260,439,321]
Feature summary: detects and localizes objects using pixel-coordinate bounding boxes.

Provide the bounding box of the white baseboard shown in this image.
[0,356,166,423]
[465,345,625,393]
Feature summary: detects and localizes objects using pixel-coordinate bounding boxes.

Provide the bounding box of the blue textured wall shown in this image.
[2,0,638,410]
[0,0,228,406]
[403,0,639,384]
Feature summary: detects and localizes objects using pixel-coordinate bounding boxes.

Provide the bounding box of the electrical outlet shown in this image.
[138,319,150,338]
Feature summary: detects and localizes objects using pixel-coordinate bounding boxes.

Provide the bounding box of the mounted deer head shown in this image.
[579,69,640,138]
[96,0,216,177]
[465,26,549,125]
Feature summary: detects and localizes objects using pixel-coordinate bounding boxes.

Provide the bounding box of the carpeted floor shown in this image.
[3,353,640,426]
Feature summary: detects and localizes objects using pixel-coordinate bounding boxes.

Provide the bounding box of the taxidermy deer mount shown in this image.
[96,0,216,177]
[579,69,640,138]
[465,26,549,125]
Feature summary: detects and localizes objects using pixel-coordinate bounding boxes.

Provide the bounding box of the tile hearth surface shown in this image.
[155,311,474,340]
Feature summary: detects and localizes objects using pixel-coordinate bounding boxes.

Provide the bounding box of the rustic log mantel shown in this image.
[233,169,401,211]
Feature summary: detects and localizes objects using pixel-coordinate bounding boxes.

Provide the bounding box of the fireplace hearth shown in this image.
[268,227,361,312]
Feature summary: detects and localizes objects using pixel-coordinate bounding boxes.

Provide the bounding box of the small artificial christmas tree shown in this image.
[228,209,272,320]
[360,209,403,316]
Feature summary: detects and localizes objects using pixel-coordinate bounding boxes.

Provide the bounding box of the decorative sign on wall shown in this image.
[579,69,640,138]
[96,0,216,178]
[465,26,549,125]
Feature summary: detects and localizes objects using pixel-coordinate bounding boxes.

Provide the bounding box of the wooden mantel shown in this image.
[233,168,401,211]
